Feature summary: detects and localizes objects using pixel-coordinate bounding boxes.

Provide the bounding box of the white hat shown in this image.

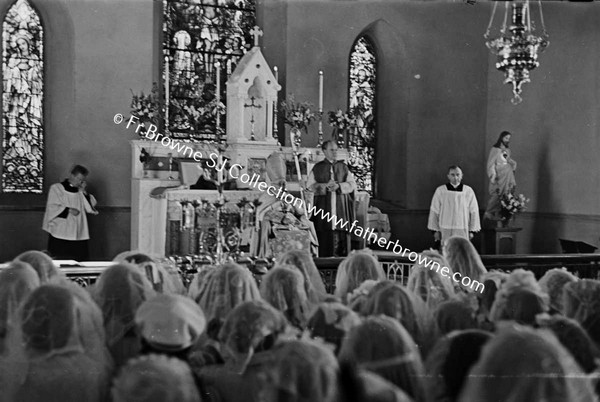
[135,294,206,351]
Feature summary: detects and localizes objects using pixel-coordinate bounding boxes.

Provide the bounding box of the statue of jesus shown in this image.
[484,131,517,220]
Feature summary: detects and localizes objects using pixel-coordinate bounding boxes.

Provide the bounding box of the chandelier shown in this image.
[484,0,549,105]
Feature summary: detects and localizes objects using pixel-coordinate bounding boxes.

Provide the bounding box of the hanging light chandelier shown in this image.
[484,0,549,105]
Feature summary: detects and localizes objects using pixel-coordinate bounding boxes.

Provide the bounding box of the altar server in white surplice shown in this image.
[43,165,99,261]
[428,165,480,246]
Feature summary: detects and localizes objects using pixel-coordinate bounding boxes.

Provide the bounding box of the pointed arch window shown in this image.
[348,36,376,195]
[1,0,44,193]
[163,0,256,142]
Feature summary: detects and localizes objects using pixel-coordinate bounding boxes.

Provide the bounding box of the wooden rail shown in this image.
[7,252,597,293]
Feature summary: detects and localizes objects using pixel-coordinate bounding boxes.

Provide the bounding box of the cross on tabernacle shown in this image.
[244,96,262,140]
[250,25,263,47]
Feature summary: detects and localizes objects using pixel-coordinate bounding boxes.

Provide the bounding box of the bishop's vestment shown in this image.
[307,159,356,257]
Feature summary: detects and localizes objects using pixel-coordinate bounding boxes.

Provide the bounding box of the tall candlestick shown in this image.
[217,153,223,186]
[165,56,170,133]
[215,62,221,101]
[273,66,279,140]
[318,70,323,113]
[215,62,221,137]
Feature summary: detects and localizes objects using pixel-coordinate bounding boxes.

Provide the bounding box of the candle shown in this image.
[273,66,279,139]
[165,56,170,130]
[215,62,221,133]
[318,70,323,112]
[215,62,221,102]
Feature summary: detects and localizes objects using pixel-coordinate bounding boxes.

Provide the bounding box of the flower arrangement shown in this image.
[500,190,530,221]
[130,82,161,124]
[327,109,354,131]
[279,94,315,132]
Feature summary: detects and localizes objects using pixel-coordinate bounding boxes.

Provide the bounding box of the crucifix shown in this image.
[250,25,263,47]
[244,96,262,141]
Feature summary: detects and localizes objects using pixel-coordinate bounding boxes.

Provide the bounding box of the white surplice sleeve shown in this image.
[427,187,442,231]
[82,193,97,213]
[467,187,481,232]
[43,184,68,223]
[338,169,357,194]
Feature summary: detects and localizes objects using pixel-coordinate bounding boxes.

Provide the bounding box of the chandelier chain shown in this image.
[484,0,499,39]
[538,0,548,37]
[502,1,508,34]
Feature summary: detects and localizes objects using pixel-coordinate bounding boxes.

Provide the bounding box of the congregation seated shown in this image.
[14,250,65,284]
[334,249,385,302]
[90,263,156,368]
[277,249,328,304]
[3,244,600,402]
[1,284,113,402]
[112,354,201,402]
[407,250,455,309]
[259,265,310,330]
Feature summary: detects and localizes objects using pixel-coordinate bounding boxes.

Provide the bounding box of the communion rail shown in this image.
[53,252,600,293]
[315,252,600,294]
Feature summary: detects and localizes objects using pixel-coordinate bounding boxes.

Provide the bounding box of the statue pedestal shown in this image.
[482,226,522,255]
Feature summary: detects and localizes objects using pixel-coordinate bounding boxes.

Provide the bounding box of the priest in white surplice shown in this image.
[428,165,481,246]
[42,165,98,261]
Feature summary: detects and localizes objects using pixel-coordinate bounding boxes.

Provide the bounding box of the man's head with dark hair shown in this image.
[69,165,89,188]
[447,165,463,186]
[447,165,462,174]
[493,131,511,148]
[125,253,154,265]
[71,165,89,176]
[321,140,334,152]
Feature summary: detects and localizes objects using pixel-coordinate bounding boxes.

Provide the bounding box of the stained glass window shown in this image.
[1,0,44,193]
[348,36,376,195]
[163,0,256,142]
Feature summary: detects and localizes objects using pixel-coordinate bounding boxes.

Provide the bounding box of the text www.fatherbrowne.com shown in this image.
[115,114,484,293]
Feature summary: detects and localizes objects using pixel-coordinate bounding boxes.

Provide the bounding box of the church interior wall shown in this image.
[485,2,600,252]
[0,0,152,260]
[1,0,599,260]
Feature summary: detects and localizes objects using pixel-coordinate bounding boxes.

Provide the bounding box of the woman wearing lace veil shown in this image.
[458,325,597,402]
[90,263,155,368]
[407,250,456,310]
[563,279,600,347]
[112,354,200,402]
[195,262,261,324]
[443,236,487,286]
[538,267,578,314]
[334,250,385,302]
[14,250,65,284]
[4,285,112,402]
[0,262,40,356]
[338,315,426,402]
[261,339,340,402]
[113,251,185,295]
[424,329,492,402]
[260,265,311,330]
[363,281,438,357]
[277,249,328,305]
[195,300,289,402]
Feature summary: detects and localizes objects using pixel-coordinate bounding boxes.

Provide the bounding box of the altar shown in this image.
[129,27,369,259]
